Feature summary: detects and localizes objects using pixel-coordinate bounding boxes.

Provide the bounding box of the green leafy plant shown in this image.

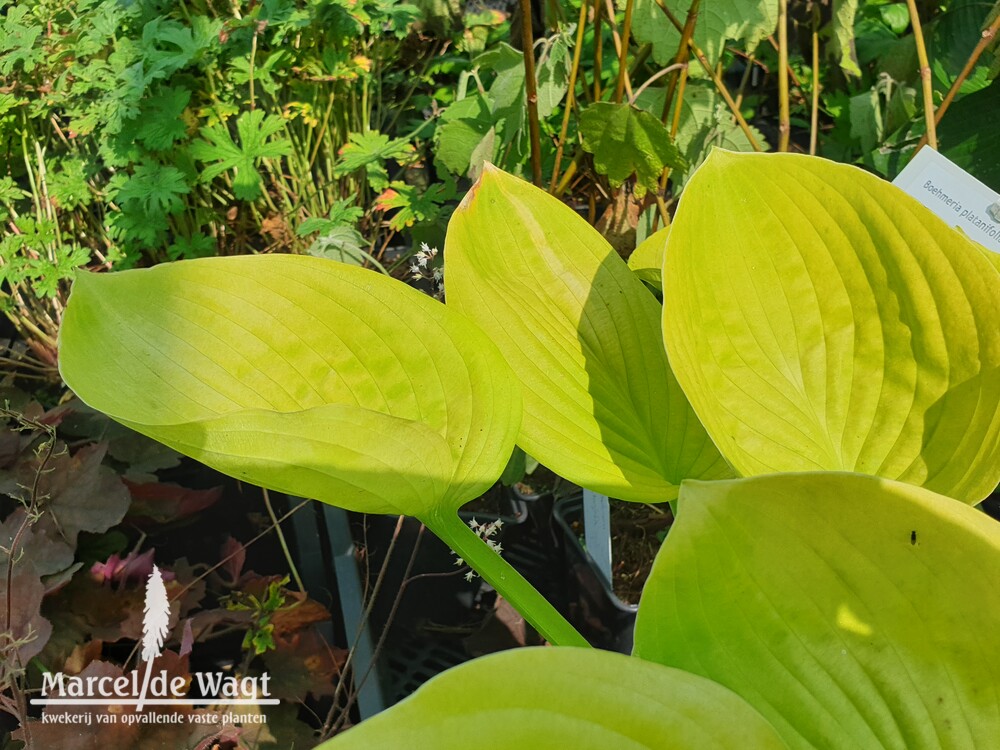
[0,0,447,364]
[57,254,583,647]
[57,151,1000,746]
[225,574,290,656]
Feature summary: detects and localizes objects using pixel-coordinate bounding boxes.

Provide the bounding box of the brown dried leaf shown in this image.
[63,639,103,674]
[0,508,74,577]
[0,566,52,662]
[219,536,246,586]
[261,627,345,699]
[33,443,131,546]
[269,594,330,637]
[125,479,222,524]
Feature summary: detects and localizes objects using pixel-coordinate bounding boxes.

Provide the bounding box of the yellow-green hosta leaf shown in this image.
[663,151,1000,502]
[58,255,520,514]
[628,226,669,290]
[634,473,1000,749]
[447,166,730,503]
[316,647,787,749]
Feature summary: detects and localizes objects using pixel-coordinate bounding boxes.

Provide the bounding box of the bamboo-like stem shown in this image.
[669,66,689,143]
[423,510,591,648]
[656,61,689,221]
[905,0,937,149]
[554,155,580,197]
[777,0,790,151]
[519,0,544,185]
[630,42,652,74]
[916,12,1000,151]
[733,53,755,111]
[660,0,700,122]
[602,0,634,99]
[693,41,761,149]
[655,0,699,220]
[653,0,761,151]
[767,35,805,90]
[248,25,259,111]
[550,0,590,193]
[594,0,604,100]
[809,10,820,155]
[613,0,635,103]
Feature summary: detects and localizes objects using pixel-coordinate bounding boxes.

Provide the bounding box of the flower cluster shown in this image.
[408,243,443,298]
[454,517,504,582]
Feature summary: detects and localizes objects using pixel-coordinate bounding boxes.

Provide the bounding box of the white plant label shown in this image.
[582,489,612,584]
[892,147,1000,254]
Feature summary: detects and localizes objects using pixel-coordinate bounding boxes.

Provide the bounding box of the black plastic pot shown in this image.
[286,483,560,717]
[553,494,638,654]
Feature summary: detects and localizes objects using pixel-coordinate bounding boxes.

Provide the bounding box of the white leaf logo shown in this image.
[136,565,171,711]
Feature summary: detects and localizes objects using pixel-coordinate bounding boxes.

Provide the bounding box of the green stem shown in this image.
[422,510,591,648]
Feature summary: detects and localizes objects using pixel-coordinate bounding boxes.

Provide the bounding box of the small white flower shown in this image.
[464,570,475,582]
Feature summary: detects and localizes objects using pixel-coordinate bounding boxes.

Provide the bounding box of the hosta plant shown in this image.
[58,151,1000,747]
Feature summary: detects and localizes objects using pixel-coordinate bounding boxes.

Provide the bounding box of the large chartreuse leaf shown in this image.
[58,254,519,516]
[446,166,730,503]
[316,647,787,749]
[634,472,1000,749]
[663,150,1000,503]
[628,226,669,290]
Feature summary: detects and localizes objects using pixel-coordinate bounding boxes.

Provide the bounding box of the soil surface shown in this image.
[608,502,673,605]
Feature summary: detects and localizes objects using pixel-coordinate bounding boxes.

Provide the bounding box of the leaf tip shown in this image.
[457,162,501,213]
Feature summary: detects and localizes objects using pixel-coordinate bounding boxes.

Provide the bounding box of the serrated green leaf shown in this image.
[332,131,413,191]
[167,232,216,261]
[190,110,292,201]
[434,93,496,178]
[633,0,779,69]
[0,6,44,75]
[375,182,452,231]
[475,43,527,150]
[112,161,190,216]
[830,0,862,76]
[0,176,30,208]
[228,49,290,98]
[634,472,1000,749]
[662,151,1000,502]
[304,225,368,265]
[849,88,884,152]
[535,31,570,118]
[47,158,94,211]
[316,648,786,749]
[635,81,767,186]
[297,198,365,239]
[579,103,686,197]
[940,78,1000,191]
[136,86,191,150]
[929,0,996,88]
[446,167,729,503]
[140,16,221,81]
